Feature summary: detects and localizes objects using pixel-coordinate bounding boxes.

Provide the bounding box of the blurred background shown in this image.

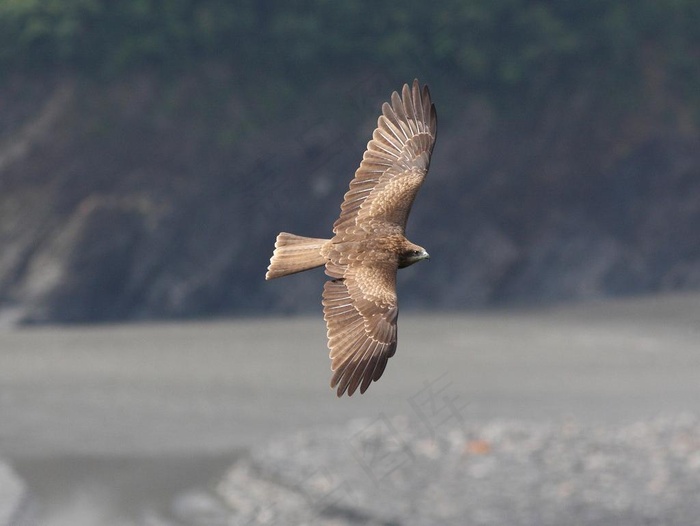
[1,1,699,525]
[0,0,698,324]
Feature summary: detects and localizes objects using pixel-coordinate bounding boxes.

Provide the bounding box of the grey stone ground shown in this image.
[172,414,700,526]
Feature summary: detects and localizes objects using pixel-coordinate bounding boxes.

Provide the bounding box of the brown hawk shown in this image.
[266,79,437,397]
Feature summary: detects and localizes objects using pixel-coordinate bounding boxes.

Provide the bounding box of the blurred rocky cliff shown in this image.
[0,68,699,323]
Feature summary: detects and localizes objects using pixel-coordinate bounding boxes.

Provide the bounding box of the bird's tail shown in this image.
[266,232,329,280]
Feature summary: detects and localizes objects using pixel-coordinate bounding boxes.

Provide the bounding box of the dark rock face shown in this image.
[0,73,698,323]
[19,196,149,322]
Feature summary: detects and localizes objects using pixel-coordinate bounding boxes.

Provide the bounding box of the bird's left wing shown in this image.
[322,262,398,396]
[333,79,437,235]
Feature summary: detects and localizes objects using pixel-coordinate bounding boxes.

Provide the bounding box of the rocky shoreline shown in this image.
[130,414,700,526]
[215,415,700,526]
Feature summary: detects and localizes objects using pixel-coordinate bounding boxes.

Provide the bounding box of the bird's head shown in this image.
[398,242,430,268]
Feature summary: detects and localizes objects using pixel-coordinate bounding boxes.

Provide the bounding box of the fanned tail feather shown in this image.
[265,233,329,279]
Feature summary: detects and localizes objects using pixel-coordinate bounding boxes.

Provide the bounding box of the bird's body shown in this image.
[266,79,437,396]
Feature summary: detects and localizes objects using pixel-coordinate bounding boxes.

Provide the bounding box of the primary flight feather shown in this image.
[266,79,437,396]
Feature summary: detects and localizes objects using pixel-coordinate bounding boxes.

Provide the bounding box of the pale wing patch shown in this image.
[364,167,425,226]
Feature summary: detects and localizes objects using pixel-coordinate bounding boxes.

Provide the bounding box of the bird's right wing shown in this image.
[322,263,398,397]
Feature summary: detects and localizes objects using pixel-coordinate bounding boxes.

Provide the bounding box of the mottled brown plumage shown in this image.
[266,79,437,396]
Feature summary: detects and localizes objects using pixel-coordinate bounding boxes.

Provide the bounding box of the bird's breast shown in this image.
[328,232,405,266]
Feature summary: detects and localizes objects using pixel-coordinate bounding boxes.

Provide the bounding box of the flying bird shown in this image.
[266,79,437,397]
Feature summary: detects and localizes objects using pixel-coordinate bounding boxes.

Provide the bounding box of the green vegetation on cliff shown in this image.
[2,1,699,105]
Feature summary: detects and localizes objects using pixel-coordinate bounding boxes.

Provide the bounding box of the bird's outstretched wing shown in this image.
[322,262,398,397]
[333,79,437,235]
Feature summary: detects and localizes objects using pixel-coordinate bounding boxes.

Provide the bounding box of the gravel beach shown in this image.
[213,414,700,526]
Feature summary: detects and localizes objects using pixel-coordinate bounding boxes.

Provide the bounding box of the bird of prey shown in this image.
[266,79,437,397]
